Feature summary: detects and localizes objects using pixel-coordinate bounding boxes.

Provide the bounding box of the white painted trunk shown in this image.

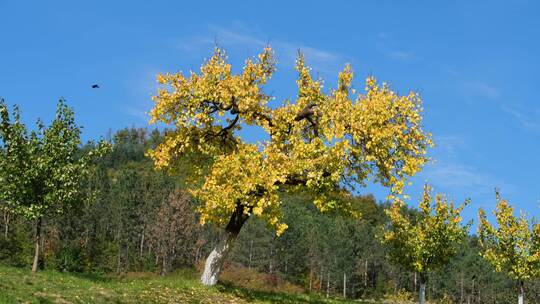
[200,202,249,286]
[419,283,426,304]
[518,280,524,304]
[200,230,238,286]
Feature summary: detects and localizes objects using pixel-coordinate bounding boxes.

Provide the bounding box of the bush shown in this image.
[219,265,304,294]
[383,289,414,304]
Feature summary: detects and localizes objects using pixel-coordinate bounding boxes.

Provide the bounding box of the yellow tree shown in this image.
[478,192,540,304]
[383,185,468,304]
[148,46,432,285]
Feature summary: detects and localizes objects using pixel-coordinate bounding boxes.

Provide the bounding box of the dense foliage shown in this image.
[149,47,432,235]
[383,185,469,303]
[478,192,540,303]
[0,99,108,272]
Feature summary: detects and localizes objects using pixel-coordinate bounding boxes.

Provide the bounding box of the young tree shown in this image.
[148,46,433,285]
[0,99,108,272]
[478,192,540,304]
[382,185,468,304]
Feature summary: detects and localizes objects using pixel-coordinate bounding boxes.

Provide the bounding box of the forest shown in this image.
[1,119,540,303]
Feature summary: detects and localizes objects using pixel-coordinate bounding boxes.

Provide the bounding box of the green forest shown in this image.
[1,123,539,303]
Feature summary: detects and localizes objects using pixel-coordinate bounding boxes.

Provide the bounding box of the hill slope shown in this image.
[0,265,361,303]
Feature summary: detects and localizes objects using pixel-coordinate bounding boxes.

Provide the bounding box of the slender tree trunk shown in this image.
[460,272,464,304]
[31,217,43,273]
[518,280,524,304]
[419,272,427,304]
[471,278,475,304]
[200,203,249,286]
[319,271,323,293]
[364,259,368,287]
[3,211,9,238]
[125,243,129,270]
[269,245,274,274]
[343,272,346,298]
[248,239,253,269]
[117,244,122,273]
[139,227,145,259]
[478,286,481,304]
[161,254,170,276]
[309,269,313,293]
[414,272,417,292]
[326,271,330,298]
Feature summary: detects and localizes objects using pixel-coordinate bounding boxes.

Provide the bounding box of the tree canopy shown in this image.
[478,192,540,281]
[383,185,469,274]
[0,99,107,220]
[0,98,109,271]
[148,46,433,234]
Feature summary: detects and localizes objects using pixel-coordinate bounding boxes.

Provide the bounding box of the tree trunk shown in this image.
[518,280,524,304]
[309,269,313,293]
[460,272,464,304]
[343,272,346,298]
[414,272,417,292]
[117,244,122,273]
[200,203,249,286]
[326,271,330,298]
[161,254,170,276]
[319,271,323,292]
[31,217,42,273]
[139,227,145,259]
[471,277,475,304]
[419,272,427,304]
[364,259,368,287]
[269,245,274,274]
[3,211,9,238]
[248,239,253,269]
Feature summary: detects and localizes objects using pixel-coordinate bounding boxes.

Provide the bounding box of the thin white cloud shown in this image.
[375,33,419,62]
[501,105,540,131]
[177,37,215,52]
[121,66,159,124]
[463,81,500,100]
[434,134,468,159]
[388,50,416,61]
[422,162,510,195]
[121,105,148,123]
[175,24,343,76]
[422,133,513,198]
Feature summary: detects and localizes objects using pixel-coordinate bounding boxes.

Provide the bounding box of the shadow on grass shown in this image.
[68,271,112,283]
[217,281,354,304]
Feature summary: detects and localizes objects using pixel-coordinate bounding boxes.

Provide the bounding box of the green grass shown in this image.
[0,265,363,303]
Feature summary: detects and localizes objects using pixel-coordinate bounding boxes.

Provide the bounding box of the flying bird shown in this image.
[91,84,99,89]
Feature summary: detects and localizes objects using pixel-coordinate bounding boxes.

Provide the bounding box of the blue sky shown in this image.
[1,0,539,227]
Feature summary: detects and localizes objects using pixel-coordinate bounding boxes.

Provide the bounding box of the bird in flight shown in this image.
[91,84,99,89]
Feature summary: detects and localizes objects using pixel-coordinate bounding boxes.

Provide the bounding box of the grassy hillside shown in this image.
[0,265,362,303]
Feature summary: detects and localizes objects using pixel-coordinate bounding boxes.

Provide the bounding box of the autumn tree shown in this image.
[478,191,540,304]
[382,185,468,304]
[148,46,432,285]
[0,99,108,272]
[150,189,200,275]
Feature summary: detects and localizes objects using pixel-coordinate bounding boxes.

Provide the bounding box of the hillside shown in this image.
[0,265,361,304]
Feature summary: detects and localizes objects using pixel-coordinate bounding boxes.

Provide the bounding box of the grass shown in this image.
[0,265,364,303]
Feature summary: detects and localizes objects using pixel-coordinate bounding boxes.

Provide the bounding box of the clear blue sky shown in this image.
[1,0,539,226]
